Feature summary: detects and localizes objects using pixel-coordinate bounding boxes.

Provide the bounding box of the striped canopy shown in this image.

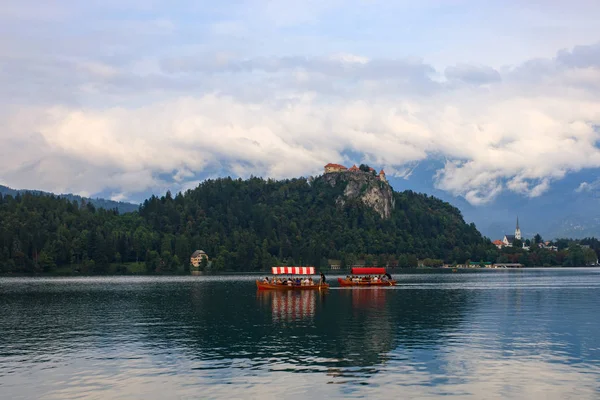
[271,266,315,275]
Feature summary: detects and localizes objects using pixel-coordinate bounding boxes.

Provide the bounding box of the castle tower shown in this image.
[379,169,387,182]
[515,217,521,240]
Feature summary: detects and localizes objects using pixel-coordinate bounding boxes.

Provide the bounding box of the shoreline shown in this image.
[2,265,599,278]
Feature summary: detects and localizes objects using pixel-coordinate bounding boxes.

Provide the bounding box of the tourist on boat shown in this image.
[263,277,269,283]
[309,277,314,285]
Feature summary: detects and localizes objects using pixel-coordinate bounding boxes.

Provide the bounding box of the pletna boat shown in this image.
[256,266,329,290]
[338,267,396,287]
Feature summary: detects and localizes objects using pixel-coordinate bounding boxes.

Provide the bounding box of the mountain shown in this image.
[385,163,600,240]
[0,171,493,274]
[0,184,139,214]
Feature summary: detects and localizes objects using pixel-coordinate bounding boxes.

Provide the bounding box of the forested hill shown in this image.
[0,184,139,214]
[0,174,495,274]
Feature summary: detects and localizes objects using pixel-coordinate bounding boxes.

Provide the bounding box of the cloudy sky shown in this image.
[2,0,600,210]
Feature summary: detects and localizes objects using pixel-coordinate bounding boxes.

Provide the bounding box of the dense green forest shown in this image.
[0,175,597,274]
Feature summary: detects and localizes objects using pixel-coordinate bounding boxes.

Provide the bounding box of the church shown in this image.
[494,218,522,248]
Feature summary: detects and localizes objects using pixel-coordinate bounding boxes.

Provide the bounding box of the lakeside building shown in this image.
[502,234,516,247]
[190,250,209,267]
[496,218,560,252]
[538,241,558,251]
[498,217,527,249]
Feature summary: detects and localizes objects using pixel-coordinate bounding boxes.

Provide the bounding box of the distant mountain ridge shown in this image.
[0,184,139,214]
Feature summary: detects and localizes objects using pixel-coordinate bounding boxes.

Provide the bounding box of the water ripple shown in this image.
[1,269,600,398]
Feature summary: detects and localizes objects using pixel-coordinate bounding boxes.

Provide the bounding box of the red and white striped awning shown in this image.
[271,266,315,275]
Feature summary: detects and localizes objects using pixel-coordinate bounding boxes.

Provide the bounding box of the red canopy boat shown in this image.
[338,267,396,287]
[256,266,329,290]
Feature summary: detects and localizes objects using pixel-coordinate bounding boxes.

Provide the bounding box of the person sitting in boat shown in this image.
[287,278,293,286]
[263,277,269,283]
[309,277,314,285]
[373,275,379,283]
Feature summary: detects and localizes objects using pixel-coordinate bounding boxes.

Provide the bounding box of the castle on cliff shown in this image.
[324,163,387,182]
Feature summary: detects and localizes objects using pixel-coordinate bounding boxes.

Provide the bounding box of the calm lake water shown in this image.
[1,269,600,399]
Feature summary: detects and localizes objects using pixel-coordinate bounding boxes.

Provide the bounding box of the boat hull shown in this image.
[256,281,330,291]
[337,278,397,287]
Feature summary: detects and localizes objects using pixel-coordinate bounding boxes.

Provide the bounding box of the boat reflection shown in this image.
[350,287,388,309]
[257,290,317,322]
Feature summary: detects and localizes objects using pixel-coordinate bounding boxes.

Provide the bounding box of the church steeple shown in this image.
[515,216,521,240]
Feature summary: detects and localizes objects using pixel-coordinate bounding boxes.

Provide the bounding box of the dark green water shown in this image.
[1,269,600,399]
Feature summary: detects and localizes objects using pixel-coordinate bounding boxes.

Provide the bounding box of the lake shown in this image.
[1,269,600,399]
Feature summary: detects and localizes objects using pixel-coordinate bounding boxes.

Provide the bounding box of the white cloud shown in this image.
[576,178,600,193]
[2,65,599,203]
[2,2,600,203]
[445,64,501,85]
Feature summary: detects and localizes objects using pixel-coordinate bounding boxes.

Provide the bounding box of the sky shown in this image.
[2,0,600,236]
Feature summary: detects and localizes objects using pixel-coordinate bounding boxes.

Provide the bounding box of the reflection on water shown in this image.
[257,290,317,322]
[1,270,600,398]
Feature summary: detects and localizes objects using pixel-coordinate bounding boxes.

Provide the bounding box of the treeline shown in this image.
[496,237,600,267]
[0,176,494,274]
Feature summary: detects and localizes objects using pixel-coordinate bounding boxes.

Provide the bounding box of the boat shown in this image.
[337,267,397,287]
[256,266,329,290]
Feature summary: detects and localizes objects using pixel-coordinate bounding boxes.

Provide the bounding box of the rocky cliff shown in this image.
[320,171,395,219]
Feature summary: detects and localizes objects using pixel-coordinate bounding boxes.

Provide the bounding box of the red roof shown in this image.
[493,240,503,245]
[348,164,360,171]
[325,163,347,169]
[379,169,385,174]
[351,267,386,275]
[369,167,375,172]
